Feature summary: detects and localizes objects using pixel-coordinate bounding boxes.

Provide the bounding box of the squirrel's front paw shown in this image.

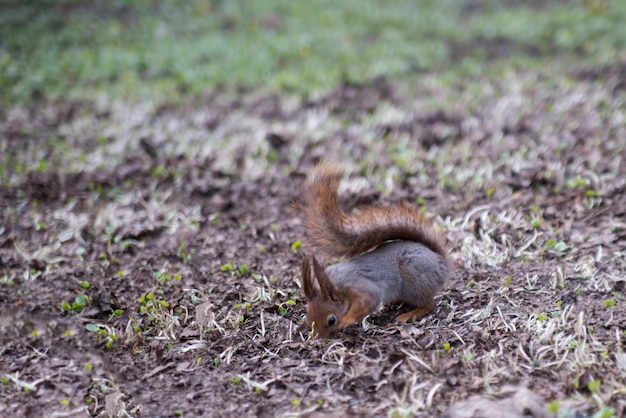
[397,306,433,323]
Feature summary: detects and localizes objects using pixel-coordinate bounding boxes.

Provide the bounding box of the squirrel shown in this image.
[295,163,452,338]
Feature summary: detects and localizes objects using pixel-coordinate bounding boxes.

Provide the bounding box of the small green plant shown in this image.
[266,149,280,163]
[564,175,588,189]
[592,407,616,418]
[177,241,192,262]
[151,165,166,178]
[85,323,117,348]
[221,262,251,277]
[291,240,302,252]
[1,274,15,285]
[277,300,297,315]
[234,302,251,322]
[139,292,170,312]
[502,276,513,288]
[545,239,567,252]
[547,401,559,414]
[466,280,482,292]
[443,342,451,352]
[587,379,601,394]
[602,299,616,307]
[153,263,174,284]
[586,189,601,197]
[209,213,220,225]
[61,294,91,313]
[136,290,179,339]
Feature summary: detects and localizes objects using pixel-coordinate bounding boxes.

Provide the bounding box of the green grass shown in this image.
[1,0,626,104]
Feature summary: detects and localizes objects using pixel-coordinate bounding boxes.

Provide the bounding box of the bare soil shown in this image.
[1,70,625,417]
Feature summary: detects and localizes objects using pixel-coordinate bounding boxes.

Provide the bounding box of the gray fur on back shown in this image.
[324,241,449,306]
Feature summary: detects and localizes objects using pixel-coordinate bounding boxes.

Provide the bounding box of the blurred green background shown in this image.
[1,0,625,103]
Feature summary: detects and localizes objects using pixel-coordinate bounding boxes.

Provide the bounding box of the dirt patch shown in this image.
[1,72,625,417]
[574,61,626,96]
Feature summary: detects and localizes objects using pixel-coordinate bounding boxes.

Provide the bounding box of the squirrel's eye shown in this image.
[327,315,336,327]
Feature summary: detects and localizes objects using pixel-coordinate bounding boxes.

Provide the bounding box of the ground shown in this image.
[2,71,625,417]
[1,2,626,418]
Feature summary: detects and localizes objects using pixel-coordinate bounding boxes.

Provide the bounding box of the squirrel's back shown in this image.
[295,163,449,259]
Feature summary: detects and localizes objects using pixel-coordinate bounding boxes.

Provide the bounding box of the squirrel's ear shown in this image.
[300,256,318,299]
[311,256,340,302]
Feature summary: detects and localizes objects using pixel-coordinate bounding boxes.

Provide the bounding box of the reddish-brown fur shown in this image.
[294,164,447,259]
[296,163,452,338]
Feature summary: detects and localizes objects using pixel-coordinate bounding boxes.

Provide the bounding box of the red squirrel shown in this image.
[295,163,452,338]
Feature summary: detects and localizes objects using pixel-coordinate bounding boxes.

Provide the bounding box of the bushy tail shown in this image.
[294,163,448,259]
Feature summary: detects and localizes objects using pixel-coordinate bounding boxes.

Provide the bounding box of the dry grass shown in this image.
[1,66,625,417]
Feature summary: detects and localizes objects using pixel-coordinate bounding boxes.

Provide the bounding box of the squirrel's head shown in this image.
[300,255,350,338]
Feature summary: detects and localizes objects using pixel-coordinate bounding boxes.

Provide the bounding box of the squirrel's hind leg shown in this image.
[396,303,434,323]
